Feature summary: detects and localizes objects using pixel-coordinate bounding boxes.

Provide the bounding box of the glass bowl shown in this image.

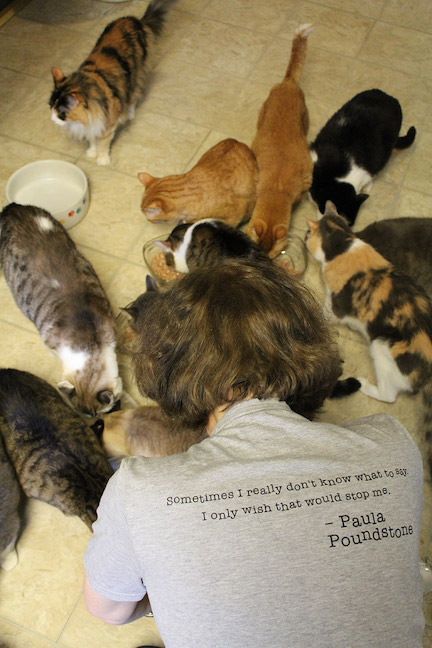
[275,233,308,277]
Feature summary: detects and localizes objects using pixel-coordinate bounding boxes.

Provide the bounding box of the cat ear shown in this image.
[138,172,156,187]
[97,390,114,406]
[356,193,369,206]
[273,225,287,241]
[305,218,319,232]
[146,274,159,292]
[57,380,76,397]
[324,201,340,217]
[154,239,172,252]
[51,66,65,85]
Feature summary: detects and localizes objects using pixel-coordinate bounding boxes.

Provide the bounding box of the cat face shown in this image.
[122,275,160,334]
[49,67,89,126]
[310,175,368,227]
[138,172,186,222]
[306,202,354,263]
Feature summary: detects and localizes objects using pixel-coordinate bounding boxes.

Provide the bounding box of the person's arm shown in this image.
[83,573,151,625]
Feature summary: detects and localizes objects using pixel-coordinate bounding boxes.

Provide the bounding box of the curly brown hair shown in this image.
[132,260,342,428]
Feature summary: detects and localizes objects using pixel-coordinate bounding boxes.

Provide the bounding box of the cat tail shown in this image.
[284,23,314,83]
[421,381,432,479]
[141,0,177,37]
[329,377,361,398]
[395,126,416,149]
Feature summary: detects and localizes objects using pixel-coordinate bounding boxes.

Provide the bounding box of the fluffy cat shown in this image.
[0,203,122,416]
[0,369,113,530]
[153,218,269,273]
[0,434,21,571]
[138,138,258,226]
[244,24,314,258]
[356,217,432,300]
[305,202,432,475]
[49,0,175,165]
[102,406,206,458]
[309,89,416,225]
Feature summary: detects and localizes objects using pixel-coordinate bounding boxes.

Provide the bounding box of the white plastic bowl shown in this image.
[6,160,89,229]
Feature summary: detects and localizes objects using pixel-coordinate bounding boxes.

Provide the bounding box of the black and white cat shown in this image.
[309,89,416,225]
[154,218,268,273]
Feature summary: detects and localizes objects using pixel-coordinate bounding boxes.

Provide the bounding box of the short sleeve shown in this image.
[84,469,146,602]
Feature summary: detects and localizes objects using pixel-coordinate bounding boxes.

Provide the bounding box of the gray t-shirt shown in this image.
[84,399,424,647]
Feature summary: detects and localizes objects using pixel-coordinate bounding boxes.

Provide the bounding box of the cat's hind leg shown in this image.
[95,128,116,166]
[358,339,412,402]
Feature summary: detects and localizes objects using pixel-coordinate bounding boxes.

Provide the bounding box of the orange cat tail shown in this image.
[284,23,314,83]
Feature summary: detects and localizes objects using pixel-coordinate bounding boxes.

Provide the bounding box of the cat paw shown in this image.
[96,153,111,166]
[86,146,97,159]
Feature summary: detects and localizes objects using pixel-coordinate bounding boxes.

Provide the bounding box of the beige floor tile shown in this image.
[0,618,59,648]
[107,110,210,177]
[380,0,432,33]
[309,0,385,18]
[0,70,41,122]
[161,15,272,78]
[0,500,89,640]
[0,321,58,382]
[68,161,146,258]
[0,78,83,158]
[212,80,269,143]
[105,260,148,315]
[141,57,243,129]
[404,132,432,195]
[204,0,298,34]
[351,179,399,230]
[279,3,373,57]
[59,596,163,648]
[394,188,432,218]
[359,22,432,78]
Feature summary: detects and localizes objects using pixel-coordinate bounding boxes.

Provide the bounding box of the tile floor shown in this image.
[0,0,431,645]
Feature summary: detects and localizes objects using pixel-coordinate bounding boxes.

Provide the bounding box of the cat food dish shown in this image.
[5,160,89,229]
[275,234,308,277]
[143,237,185,286]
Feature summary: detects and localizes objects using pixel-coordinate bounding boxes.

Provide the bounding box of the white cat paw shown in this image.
[96,153,111,166]
[86,146,97,159]
[1,548,18,571]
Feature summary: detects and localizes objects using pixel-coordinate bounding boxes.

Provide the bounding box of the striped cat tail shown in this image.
[141,0,176,37]
[421,381,432,479]
[284,23,314,82]
[395,125,416,149]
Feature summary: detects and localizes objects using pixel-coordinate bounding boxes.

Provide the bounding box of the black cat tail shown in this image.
[329,377,361,398]
[395,126,416,149]
[421,382,432,480]
[141,0,177,37]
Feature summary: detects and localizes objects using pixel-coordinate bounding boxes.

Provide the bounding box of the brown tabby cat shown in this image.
[0,434,21,571]
[245,24,314,258]
[138,138,258,225]
[102,406,206,458]
[0,204,122,416]
[49,0,175,165]
[0,369,113,530]
[305,202,432,476]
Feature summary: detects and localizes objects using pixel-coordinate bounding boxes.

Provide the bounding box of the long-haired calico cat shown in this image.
[244,24,314,258]
[102,406,206,458]
[0,369,113,530]
[305,202,432,475]
[309,89,416,225]
[138,138,258,226]
[0,204,122,416]
[0,434,21,571]
[49,0,175,165]
[153,218,269,273]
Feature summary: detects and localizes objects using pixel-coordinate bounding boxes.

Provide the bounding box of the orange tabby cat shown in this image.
[138,138,258,226]
[50,0,175,166]
[245,24,314,258]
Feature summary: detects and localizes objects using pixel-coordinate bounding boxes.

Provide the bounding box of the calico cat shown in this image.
[102,406,206,458]
[49,0,175,165]
[357,217,432,301]
[309,89,416,225]
[138,138,258,226]
[153,218,269,273]
[0,203,122,416]
[305,202,432,474]
[0,434,21,571]
[0,369,113,530]
[245,24,314,258]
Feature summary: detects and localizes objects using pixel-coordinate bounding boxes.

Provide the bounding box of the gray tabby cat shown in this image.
[0,434,21,571]
[0,368,113,529]
[0,203,122,416]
